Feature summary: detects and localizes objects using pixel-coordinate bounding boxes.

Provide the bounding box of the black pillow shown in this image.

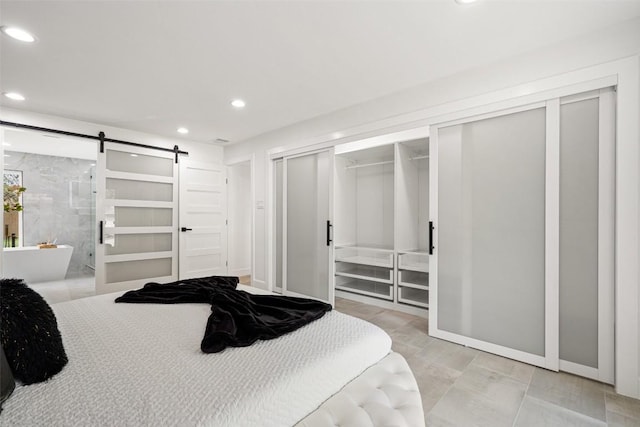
[0,278,68,385]
[0,345,15,412]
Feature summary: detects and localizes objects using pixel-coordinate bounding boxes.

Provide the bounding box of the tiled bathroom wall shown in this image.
[4,151,95,277]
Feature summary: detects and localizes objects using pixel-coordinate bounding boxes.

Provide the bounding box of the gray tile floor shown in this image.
[335,297,640,427]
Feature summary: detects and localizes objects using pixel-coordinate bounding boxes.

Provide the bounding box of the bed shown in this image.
[0,284,424,426]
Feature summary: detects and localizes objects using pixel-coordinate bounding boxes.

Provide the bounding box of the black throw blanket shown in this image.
[115,276,332,353]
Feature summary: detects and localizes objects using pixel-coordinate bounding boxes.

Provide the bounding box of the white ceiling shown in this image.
[1,1,639,145]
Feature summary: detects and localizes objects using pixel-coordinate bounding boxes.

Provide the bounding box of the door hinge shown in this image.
[225,260,228,267]
[225,219,228,225]
[225,178,228,184]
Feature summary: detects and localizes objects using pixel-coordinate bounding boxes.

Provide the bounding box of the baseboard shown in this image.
[251,279,267,291]
[228,267,251,277]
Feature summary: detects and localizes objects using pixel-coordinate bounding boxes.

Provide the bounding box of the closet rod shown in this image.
[410,155,429,160]
[0,120,189,160]
[345,160,394,170]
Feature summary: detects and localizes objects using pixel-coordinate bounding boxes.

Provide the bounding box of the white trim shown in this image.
[613,56,639,398]
[559,360,602,382]
[105,226,174,234]
[105,251,174,263]
[598,87,616,385]
[106,170,174,184]
[427,130,439,335]
[106,144,175,159]
[104,200,173,209]
[545,98,560,372]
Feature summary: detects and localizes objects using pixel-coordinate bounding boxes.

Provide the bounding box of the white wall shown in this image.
[0,107,224,278]
[227,161,252,276]
[224,18,640,398]
[225,16,640,286]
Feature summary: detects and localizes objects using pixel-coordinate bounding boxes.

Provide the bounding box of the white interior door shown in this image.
[95,143,178,294]
[282,149,334,304]
[179,159,227,279]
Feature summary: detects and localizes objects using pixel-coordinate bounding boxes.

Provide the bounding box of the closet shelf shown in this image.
[398,286,429,309]
[398,251,429,273]
[335,262,393,284]
[335,246,394,268]
[335,278,393,301]
[335,271,392,284]
[398,270,428,289]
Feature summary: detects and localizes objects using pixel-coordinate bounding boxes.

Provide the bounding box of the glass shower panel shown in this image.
[437,107,546,356]
[286,151,330,301]
[559,98,599,368]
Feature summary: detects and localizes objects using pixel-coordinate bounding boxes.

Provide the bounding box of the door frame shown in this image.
[225,154,255,285]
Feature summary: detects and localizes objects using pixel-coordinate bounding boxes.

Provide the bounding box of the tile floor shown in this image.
[335,297,640,427]
[30,277,640,426]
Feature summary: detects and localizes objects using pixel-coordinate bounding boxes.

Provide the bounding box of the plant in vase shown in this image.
[3,184,26,247]
[3,184,26,212]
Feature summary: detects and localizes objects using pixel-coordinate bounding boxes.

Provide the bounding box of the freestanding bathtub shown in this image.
[2,245,73,283]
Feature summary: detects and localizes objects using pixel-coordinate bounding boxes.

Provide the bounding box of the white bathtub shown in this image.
[2,245,74,283]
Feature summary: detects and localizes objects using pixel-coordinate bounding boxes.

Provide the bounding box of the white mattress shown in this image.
[1,285,392,426]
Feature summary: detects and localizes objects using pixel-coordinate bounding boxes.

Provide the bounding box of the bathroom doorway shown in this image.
[1,127,97,301]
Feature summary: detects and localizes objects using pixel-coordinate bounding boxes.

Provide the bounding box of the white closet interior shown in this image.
[396,139,429,310]
[334,144,395,301]
[333,138,429,316]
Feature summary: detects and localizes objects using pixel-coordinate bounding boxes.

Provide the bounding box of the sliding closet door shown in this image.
[282,149,334,304]
[558,89,614,383]
[431,105,551,367]
[95,143,178,294]
[430,89,615,376]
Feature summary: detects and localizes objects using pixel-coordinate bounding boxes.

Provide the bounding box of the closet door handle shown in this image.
[99,220,104,245]
[326,221,333,246]
[181,227,193,232]
[429,221,434,255]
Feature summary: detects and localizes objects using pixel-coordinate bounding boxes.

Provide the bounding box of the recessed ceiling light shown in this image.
[455,0,477,4]
[3,92,25,101]
[0,26,36,42]
[231,99,246,108]
[177,127,189,134]
[4,154,10,157]
[2,142,10,146]
[130,154,138,157]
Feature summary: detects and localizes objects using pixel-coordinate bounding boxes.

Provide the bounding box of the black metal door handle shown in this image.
[181,227,193,232]
[99,220,104,244]
[326,221,333,246]
[429,221,434,255]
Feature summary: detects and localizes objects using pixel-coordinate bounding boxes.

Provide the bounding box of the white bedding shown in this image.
[1,285,392,426]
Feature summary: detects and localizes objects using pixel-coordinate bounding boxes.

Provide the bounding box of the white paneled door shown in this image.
[430,88,615,383]
[95,143,179,294]
[179,159,227,279]
[282,149,334,305]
